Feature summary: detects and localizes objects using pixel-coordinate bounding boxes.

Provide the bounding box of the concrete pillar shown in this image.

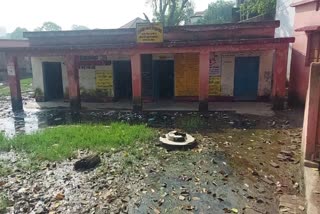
[272,46,288,110]
[302,63,320,162]
[65,55,81,110]
[131,53,142,111]
[6,55,23,112]
[199,51,210,111]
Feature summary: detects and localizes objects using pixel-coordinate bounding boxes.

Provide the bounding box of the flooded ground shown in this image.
[0,98,305,214]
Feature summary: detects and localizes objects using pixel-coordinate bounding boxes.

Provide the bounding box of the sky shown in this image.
[0,0,215,33]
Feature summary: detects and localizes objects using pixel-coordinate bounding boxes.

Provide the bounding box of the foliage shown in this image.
[175,115,207,131]
[0,194,8,214]
[0,123,155,161]
[198,0,235,24]
[35,21,62,31]
[148,0,194,26]
[71,25,90,30]
[9,27,28,40]
[240,0,276,19]
[0,77,32,97]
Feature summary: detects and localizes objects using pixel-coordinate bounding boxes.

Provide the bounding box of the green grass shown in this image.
[0,123,155,161]
[175,115,207,131]
[0,77,32,97]
[0,194,8,214]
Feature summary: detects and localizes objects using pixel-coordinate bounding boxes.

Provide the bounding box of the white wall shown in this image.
[275,0,295,78]
[219,51,273,97]
[31,56,67,93]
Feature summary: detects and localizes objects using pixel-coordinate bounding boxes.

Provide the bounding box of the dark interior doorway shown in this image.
[113,61,132,100]
[153,60,174,99]
[234,56,260,100]
[42,62,64,101]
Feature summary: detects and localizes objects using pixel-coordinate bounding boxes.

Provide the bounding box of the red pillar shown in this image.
[65,55,81,110]
[302,63,320,162]
[6,55,23,111]
[272,46,288,110]
[131,53,142,111]
[199,51,210,111]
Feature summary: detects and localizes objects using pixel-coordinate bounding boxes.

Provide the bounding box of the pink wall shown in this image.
[290,1,320,104]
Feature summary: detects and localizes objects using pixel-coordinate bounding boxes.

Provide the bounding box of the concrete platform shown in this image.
[24,100,274,116]
[304,166,320,214]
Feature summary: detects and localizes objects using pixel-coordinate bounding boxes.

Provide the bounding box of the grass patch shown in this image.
[0,194,8,214]
[0,162,12,177]
[0,123,154,161]
[175,115,207,131]
[0,77,32,97]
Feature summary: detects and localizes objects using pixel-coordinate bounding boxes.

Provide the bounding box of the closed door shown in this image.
[234,56,259,100]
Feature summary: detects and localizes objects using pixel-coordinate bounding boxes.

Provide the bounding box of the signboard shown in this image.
[209,54,221,77]
[136,23,163,43]
[209,77,221,96]
[95,65,114,96]
[7,64,15,76]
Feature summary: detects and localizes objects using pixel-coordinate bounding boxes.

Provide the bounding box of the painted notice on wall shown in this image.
[7,64,15,76]
[209,54,221,77]
[209,53,221,96]
[209,77,221,96]
[136,23,163,43]
[95,65,114,96]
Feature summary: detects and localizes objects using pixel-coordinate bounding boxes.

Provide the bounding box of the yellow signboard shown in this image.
[96,65,114,96]
[209,77,221,96]
[136,23,163,43]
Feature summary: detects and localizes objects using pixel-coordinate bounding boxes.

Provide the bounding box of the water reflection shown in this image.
[0,108,176,137]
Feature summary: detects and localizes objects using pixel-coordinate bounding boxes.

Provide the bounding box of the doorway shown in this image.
[113,61,132,100]
[234,56,260,100]
[42,62,64,101]
[153,60,174,99]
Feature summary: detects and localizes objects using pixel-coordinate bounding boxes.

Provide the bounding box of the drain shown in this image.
[159,131,195,146]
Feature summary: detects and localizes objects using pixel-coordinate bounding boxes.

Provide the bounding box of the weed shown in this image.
[0,163,12,177]
[0,77,32,97]
[0,123,154,161]
[0,194,8,214]
[175,115,207,131]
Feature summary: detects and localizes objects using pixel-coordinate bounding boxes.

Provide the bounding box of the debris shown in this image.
[231,208,239,213]
[74,154,101,171]
[270,161,279,168]
[55,193,65,200]
[178,195,186,201]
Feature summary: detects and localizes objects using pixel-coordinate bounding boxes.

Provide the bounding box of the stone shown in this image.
[178,195,186,201]
[74,155,101,171]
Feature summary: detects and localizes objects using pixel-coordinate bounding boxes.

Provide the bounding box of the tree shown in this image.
[240,0,276,20]
[71,25,90,30]
[35,22,62,31]
[148,0,194,26]
[9,27,28,39]
[198,0,234,24]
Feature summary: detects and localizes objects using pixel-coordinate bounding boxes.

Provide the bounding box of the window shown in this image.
[307,32,320,65]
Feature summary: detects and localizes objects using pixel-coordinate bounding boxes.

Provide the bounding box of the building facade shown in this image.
[0,21,293,112]
[289,0,320,105]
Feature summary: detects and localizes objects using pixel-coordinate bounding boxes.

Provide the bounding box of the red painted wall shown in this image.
[289,1,320,104]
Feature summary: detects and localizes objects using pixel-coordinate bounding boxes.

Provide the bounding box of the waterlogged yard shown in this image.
[0,110,304,214]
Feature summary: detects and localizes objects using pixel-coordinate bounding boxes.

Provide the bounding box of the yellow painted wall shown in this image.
[95,65,114,96]
[174,53,199,96]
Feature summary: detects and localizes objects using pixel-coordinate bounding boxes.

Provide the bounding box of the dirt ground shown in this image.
[0,99,305,214]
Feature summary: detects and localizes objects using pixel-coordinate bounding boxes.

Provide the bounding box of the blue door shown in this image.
[234,57,260,100]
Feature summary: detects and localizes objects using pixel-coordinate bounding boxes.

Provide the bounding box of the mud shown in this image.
[0,99,305,213]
